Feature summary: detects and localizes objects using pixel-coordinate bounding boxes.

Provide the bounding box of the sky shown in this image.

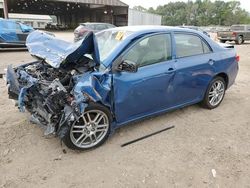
[122,0,250,12]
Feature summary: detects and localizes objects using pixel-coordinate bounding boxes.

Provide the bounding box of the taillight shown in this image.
[232,32,236,37]
[236,55,240,62]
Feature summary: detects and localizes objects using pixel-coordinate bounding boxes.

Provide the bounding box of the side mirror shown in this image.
[117,60,138,73]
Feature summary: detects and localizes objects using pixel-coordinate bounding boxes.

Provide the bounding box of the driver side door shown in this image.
[112,33,176,125]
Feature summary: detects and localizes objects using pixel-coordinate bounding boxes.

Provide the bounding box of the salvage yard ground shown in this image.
[0,32,250,188]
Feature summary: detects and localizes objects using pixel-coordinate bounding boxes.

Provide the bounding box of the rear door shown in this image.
[171,32,214,106]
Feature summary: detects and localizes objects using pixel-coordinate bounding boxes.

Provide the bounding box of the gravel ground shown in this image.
[0,32,250,188]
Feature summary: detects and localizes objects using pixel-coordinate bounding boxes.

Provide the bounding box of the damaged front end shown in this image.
[6,30,111,138]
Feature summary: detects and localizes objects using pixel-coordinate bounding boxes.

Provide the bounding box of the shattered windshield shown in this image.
[96,30,133,62]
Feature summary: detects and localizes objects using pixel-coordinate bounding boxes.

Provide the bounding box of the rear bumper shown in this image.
[227,62,239,89]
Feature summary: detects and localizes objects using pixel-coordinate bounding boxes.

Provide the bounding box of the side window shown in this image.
[96,24,107,30]
[107,24,115,29]
[87,25,95,30]
[123,34,172,67]
[174,33,211,58]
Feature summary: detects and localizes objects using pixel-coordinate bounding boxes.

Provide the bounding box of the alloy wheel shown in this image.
[208,80,225,107]
[70,110,109,149]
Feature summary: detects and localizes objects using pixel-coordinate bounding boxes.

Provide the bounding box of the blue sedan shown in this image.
[0,19,34,48]
[7,26,239,150]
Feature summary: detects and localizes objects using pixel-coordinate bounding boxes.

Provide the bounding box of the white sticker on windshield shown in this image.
[115,31,125,41]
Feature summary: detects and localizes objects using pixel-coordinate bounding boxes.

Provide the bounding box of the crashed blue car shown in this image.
[7,26,239,150]
[0,19,34,48]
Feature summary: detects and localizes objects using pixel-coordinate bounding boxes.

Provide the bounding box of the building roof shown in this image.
[51,0,128,7]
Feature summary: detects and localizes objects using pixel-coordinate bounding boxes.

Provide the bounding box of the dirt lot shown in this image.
[0,32,250,188]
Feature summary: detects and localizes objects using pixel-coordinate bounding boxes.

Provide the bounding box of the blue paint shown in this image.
[0,19,19,42]
[26,30,100,68]
[8,26,239,132]
[0,19,33,43]
[71,26,238,129]
[16,70,37,112]
[73,71,112,109]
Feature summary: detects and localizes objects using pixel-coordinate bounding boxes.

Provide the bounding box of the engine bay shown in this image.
[12,57,95,136]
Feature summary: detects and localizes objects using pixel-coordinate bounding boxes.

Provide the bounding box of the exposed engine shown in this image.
[12,58,94,136]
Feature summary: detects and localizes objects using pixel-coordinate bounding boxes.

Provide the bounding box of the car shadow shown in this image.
[111,103,202,143]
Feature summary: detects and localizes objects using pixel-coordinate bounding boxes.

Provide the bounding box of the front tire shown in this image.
[202,77,226,109]
[62,103,112,150]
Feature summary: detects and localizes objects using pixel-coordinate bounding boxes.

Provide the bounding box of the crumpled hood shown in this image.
[26,30,100,68]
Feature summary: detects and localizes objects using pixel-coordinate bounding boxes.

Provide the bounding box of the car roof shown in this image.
[107,25,197,34]
[179,25,198,29]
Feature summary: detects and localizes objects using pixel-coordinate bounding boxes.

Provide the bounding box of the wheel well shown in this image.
[216,73,229,89]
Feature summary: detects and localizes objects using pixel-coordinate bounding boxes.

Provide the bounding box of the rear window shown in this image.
[95,24,108,30]
[85,24,97,30]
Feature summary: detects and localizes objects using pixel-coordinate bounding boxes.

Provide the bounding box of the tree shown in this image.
[147,0,250,26]
[133,6,148,12]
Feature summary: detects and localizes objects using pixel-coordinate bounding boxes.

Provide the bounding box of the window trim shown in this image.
[173,32,213,59]
[119,32,173,68]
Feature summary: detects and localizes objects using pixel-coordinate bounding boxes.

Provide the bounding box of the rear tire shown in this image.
[202,77,226,109]
[235,36,243,45]
[62,103,112,150]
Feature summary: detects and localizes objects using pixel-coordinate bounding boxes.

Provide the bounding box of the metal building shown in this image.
[128,9,162,26]
[9,13,53,29]
[4,0,129,27]
[0,1,162,28]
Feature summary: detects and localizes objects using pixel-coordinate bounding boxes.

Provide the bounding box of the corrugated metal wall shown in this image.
[128,9,162,26]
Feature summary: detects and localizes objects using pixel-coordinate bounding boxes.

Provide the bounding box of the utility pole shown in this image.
[3,0,9,19]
